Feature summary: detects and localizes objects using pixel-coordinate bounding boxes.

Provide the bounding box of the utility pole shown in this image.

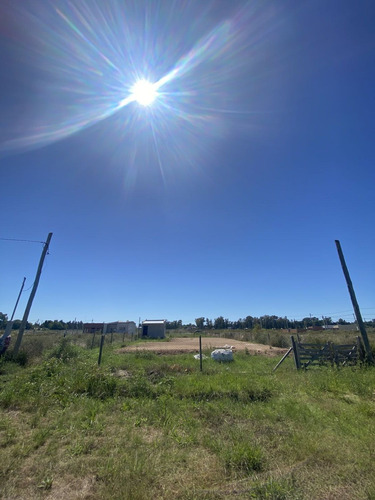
[13,233,53,356]
[335,240,373,363]
[2,277,26,340]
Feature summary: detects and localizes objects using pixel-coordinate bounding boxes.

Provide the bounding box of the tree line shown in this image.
[193,315,330,330]
[0,314,83,331]
[1,313,374,332]
[191,315,375,330]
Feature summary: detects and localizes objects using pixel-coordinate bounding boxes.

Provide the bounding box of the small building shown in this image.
[106,321,136,335]
[323,324,358,332]
[83,323,104,334]
[142,319,166,338]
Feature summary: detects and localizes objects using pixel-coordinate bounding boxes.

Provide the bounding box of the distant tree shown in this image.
[11,319,32,330]
[0,312,8,329]
[243,316,254,329]
[41,319,65,330]
[232,320,241,329]
[322,316,333,326]
[205,318,213,329]
[214,316,226,329]
[51,320,65,330]
[195,317,205,329]
[337,318,349,325]
[253,322,261,332]
[166,320,182,330]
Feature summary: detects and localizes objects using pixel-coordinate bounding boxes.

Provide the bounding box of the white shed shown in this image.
[142,320,166,338]
[106,321,137,335]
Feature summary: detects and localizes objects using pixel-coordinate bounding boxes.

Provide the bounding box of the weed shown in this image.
[253,331,268,345]
[272,334,290,349]
[84,371,118,399]
[37,477,53,490]
[134,417,148,427]
[49,337,79,362]
[21,339,45,361]
[0,422,16,447]
[250,477,299,499]
[177,384,272,403]
[32,427,50,449]
[124,375,156,398]
[5,350,28,366]
[223,443,264,474]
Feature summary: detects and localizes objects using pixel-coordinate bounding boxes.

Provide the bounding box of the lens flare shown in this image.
[0,0,282,180]
[130,79,158,107]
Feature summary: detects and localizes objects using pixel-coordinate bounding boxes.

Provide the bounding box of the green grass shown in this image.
[0,333,375,499]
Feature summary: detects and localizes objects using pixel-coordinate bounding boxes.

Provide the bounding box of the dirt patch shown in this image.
[45,475,96,500]
[119,337,287,357]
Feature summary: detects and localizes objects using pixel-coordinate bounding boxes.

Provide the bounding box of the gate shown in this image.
[290,336,364,370]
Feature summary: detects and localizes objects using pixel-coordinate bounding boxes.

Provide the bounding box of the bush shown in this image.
[5,350,28,366]
[271,334,290,348]
[49,338,79,362]
[84,371,118,399]
[20,339,44,360]
[253,331,268,345]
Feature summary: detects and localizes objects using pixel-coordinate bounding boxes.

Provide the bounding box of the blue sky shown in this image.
[1,0,374,325]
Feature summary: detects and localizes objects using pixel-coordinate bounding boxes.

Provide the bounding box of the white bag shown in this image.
[211,349,233,362]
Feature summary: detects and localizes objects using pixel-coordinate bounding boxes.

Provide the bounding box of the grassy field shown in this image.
[0,331,375,499]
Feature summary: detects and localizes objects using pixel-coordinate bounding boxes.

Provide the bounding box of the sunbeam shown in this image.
[0,0,281,178]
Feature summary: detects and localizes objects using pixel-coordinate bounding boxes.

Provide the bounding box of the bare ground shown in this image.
[119,337,287,357]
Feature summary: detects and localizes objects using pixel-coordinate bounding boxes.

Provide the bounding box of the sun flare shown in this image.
[130,79,158,106]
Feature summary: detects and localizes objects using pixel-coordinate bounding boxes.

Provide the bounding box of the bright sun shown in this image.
[130,79,158,106]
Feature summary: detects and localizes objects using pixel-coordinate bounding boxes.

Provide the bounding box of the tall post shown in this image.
[199,335,203,372]
[13,233,53,356]
[291,336,301,369]
[335,240,373,363]
[2,277,26,340]
[98,334,105,365]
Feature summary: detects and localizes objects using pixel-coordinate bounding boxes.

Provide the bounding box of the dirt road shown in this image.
[119,337,287,357]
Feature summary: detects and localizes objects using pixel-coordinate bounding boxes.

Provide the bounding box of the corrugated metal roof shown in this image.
[142,320,166,325]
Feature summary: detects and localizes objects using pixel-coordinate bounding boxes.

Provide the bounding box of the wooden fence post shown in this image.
[272,347,293,372]
[291,336,301,369]
[199,335,203,372]
[98,334,105,365]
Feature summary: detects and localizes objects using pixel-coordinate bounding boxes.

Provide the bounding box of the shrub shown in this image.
[253,331,268,345]
[272,334,290,348]
[49,337,79,362]
[5,350,28,366]
[82,371,118,399]
[21,339,45,360]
